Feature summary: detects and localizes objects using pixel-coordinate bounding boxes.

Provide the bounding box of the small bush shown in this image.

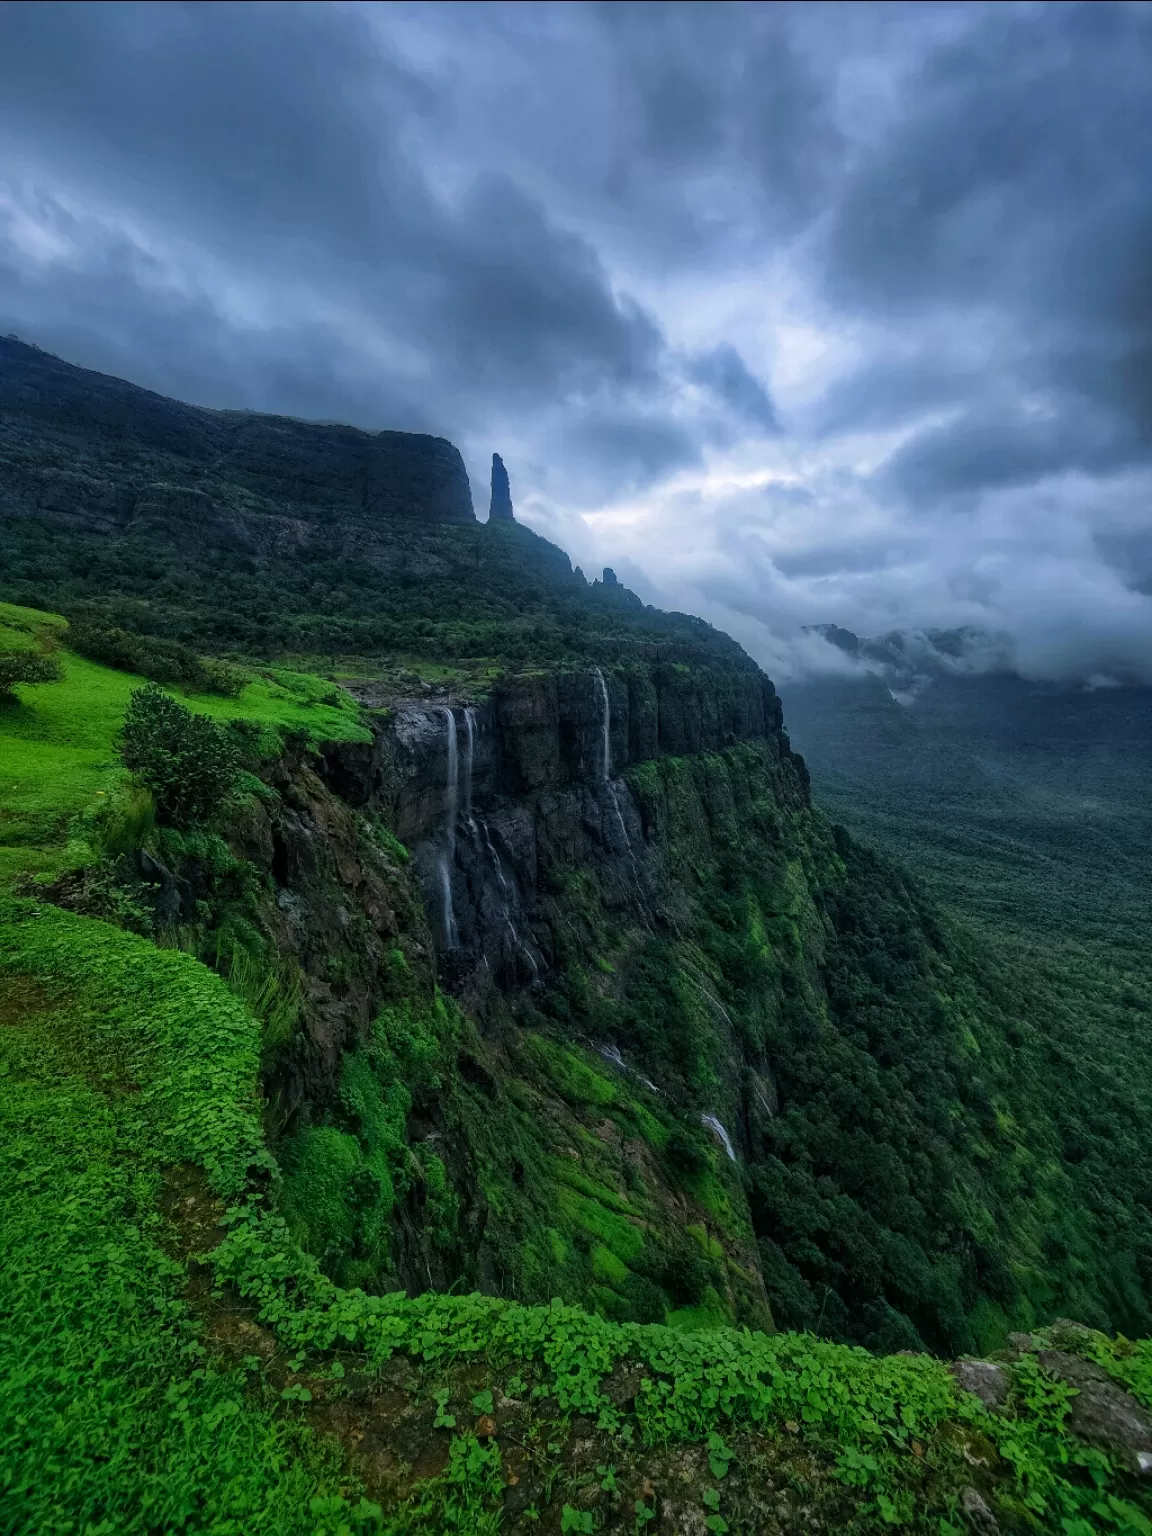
[83,781,157,859]
[120,684,241,827]
[197,656,248,698]
[0,645,62,699]
[68,618,248,697]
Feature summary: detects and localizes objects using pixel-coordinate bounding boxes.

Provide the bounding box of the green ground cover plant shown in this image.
[0,897,367,1535]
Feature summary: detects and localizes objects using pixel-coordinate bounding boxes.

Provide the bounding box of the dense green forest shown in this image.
[785,668,1152,1354]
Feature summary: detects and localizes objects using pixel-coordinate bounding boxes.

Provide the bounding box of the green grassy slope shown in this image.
[0,600,369,881]
[0,899,356,1535]
[6,893,1152,1534]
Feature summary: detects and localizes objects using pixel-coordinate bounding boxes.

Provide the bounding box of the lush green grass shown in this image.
[0,602,370,881]
[0,897,365,1534]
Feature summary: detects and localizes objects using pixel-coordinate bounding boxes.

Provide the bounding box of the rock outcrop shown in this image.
[488,451,514,522]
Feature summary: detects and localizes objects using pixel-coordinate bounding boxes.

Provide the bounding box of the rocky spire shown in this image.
[489,452,514,522]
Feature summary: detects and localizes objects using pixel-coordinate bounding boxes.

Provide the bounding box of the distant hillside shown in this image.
[783,659,1152,944]
[0,331,475,534]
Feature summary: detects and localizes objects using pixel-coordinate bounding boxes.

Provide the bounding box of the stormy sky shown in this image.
[2,1,1151,683]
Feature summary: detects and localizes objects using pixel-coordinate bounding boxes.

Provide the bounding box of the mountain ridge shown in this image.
[4,341,1152,1531]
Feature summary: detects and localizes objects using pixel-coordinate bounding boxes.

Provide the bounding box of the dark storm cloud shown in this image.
[566,412,701,492]
[0,1,676,461]
[687,345,779,434]
[822,2,1152,489]
[877,404,1137,505]
[592,0,845,249]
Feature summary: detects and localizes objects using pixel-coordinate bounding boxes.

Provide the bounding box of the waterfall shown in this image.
[592,666,633,849]
[591,667,651,926]
[593,666,611,781]
[437,707,460,948]
[433,703,539,978]
[594,1040,662,1095]
[478,812,540,982]
[751,1078,775,1120]
[442,706,459,835]
[683,964,735,1031]
[462,707,476,829]
[480,816,511,898]
[606,781,637,861]
[701,1113,737,1163]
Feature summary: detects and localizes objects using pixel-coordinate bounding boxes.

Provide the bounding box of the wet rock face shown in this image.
[227,746,434,1122]
[0,334,475,543]
[960,1487,999,1535]
[323,659,798,1007]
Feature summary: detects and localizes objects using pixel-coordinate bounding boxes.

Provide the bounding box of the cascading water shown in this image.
[595,1040,661,1095]
[462,707,477,831]
[592,667,649,923]
[478,812,540,982]
[593,666,612,782]
[429,700,540,979]
[683,962,735,1032]
[751,1078,775,1120]
[701,1113,737,1163]
[460,707,540,980]
[437,707,460,948]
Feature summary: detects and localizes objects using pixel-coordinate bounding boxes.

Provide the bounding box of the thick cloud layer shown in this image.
[2,1,1150,682]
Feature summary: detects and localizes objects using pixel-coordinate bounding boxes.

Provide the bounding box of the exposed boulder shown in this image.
[960,1487,999,1534]
[951,1360,1009,1410]
[1037,1349,1152,1471]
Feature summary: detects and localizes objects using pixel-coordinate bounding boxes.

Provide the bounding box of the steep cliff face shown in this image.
[328,660,797,991]
[6,340,1150,1357]
[0,335,475,555]
[219,656,805,1327]
[219,636,1152,1355]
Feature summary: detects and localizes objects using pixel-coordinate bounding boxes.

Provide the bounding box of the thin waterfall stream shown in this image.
[592,667,650,921]
[462,707,477,833]
[437,706,460,948]
[461,704,540,980]
[700,1113,737,1163]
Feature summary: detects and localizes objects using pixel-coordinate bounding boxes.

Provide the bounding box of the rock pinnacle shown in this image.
[489,453,514,522]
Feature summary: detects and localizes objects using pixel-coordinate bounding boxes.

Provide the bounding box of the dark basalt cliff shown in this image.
[333,662,798,987]
[0,334,474,556]
[207,655,813,1326]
